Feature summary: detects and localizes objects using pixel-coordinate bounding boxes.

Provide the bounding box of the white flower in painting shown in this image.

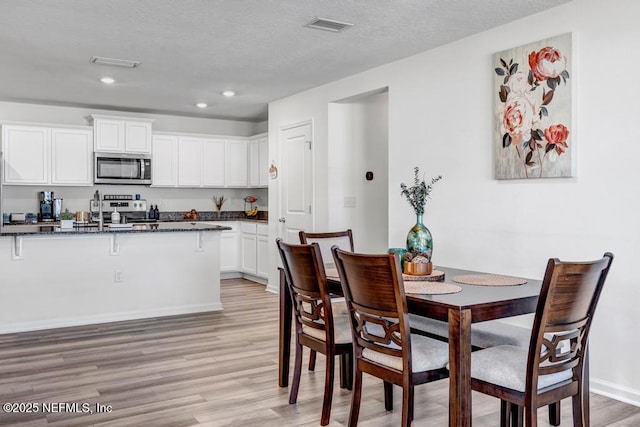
[507,70,530,95]
[501,93,539,146]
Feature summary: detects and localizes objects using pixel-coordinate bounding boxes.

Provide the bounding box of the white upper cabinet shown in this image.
[226,140,248,187]
[151,134,178,187]
[151,132,266,188]
[249,134,268,188]
[202,138,226,187]
[258,136,269,187]
[91,115,153,154]
[2,125,92,186]
[177,136,203,187]
[50,128,93,185]
[124,121,152,153]
[93,118,124,152]
[2,125,49,184]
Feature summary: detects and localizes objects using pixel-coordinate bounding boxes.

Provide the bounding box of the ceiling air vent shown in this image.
[90,56,140,68]
[305,17,353,33]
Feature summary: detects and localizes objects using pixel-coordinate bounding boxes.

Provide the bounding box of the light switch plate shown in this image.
[344,196,356,208]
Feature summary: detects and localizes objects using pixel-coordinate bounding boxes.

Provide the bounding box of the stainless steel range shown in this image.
[90,195,154,224]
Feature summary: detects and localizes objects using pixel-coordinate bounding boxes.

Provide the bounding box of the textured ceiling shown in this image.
[0,0,570,122]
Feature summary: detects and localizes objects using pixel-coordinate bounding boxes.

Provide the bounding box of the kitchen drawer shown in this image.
[257,223,268,236]
[240,222,257,234]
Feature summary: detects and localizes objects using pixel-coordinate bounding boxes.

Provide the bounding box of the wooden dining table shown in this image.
[278,265,543,427]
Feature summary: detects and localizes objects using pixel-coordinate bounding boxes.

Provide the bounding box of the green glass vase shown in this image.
[406,213,433,259]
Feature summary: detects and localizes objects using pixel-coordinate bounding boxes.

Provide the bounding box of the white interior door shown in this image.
[279,122,312,243]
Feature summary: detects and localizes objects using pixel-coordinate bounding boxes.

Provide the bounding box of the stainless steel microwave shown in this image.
[94,153,152,185]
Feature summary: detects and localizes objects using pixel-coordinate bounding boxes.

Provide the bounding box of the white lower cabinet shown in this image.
[229,222,269,279]
[207,222,238,272]
[240,222,258,275]
[256,224,269,278]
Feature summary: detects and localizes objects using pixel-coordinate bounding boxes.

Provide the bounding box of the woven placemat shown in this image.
[404,281,462,295]
[452,274,527,286]
[402,270,445,282]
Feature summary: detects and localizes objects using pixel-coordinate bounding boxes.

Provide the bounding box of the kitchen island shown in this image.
[0,222,231,334]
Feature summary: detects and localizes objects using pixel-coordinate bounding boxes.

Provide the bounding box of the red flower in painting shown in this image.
[528,47,567,81]
[544,124,569,154]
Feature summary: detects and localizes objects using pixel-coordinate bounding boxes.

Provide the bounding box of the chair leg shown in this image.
[339,351,353,390]
[523,403,535,427]
[308,349,316,371]
[289,341,304,404]
[384,381,393,411]
[348,368,363,427]
[401,386,412,427]
[500,400,511,427]
[507,402,524,427]
[320,353,335,426]
[548,401,561,426]
[572,390,585,427]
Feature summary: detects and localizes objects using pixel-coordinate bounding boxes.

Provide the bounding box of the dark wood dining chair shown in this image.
[332,246,449,427]
[276,238,353,426]
[299,229,354,371]
[470,252,614,427]
[299,229,354,264]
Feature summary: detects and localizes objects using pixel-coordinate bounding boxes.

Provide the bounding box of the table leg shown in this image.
[448,308,472,427]
[278,268,292,387]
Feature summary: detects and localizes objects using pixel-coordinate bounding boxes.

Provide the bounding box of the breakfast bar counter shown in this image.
[0,222,229,334]
[0,222,232,236]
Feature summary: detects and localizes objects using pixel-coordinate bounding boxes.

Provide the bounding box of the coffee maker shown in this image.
[39,191,54,222]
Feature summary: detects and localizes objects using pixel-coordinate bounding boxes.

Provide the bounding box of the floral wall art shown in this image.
[494,33,573,179]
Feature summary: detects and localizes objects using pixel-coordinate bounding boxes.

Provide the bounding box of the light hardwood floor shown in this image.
[1,279,638,426]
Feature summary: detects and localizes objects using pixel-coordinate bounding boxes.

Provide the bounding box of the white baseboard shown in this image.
[221,271,243,279]
[241,274,268,285]
[0,303,223,335]
[265,284,279,294]
[591,378,640,407]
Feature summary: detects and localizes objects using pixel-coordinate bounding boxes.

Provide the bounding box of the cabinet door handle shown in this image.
[278,217,286,223]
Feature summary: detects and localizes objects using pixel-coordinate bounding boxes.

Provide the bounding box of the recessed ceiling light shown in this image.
[196,103,208,109]
[100,77,115,84]
[221,90,236,97]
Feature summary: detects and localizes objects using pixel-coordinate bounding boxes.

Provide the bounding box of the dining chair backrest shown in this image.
[332,247,411,367]
[276,239,336,344]
[299,230,354,266]
[527,252,614,391]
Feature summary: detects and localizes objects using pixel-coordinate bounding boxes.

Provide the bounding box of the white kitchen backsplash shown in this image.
[2,185,268,215]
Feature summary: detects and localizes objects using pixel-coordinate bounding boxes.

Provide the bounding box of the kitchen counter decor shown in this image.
[213,195,225,218]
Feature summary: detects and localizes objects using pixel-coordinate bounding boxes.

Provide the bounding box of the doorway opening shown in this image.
[328,88,389,253]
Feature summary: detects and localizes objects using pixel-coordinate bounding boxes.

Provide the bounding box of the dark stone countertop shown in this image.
[0,222,232,237]
[160,210,268,223]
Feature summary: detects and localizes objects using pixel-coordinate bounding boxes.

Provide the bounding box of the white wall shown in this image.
[269,0,640,405]
[0,101,264,136]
